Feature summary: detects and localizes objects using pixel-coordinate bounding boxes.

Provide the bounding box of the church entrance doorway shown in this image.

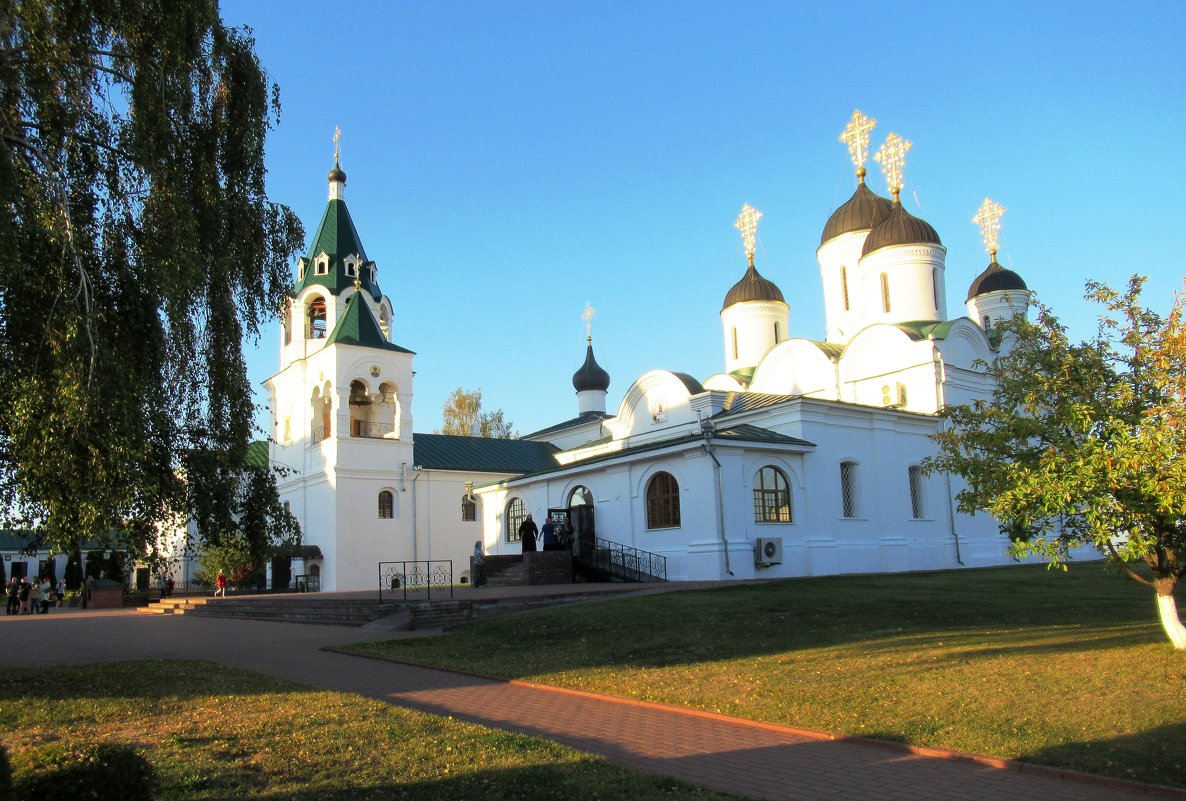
[271,557,291,592]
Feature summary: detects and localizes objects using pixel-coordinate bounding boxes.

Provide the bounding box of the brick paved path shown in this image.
[2,611,1179,801]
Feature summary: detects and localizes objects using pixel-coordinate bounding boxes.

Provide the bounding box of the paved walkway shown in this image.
[1,610,1179,801]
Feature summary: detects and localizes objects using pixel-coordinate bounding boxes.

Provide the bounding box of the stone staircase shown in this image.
[482,560,525,587]
[136,596,401,626]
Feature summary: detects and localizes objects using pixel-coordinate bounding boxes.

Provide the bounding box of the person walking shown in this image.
[55,578,65,608]
[518,514,538,553]
[38,577,52,613]
[214,570,228,597]
[540,517,558,551]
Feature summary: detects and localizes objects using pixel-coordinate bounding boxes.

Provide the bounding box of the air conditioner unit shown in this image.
[881,382,908,408]
[754,537,783,566]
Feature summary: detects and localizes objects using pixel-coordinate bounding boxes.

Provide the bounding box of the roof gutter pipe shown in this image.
[700,415,733,577]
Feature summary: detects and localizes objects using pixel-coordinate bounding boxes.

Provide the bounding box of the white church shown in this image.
[265,111,1037,591]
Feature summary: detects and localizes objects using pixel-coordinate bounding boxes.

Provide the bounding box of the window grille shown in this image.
[909,466,925,519]
[461,496,477,522]
[506,497,526,542]
[378,490,394,519]
[753,466,792,523]
[840,461,858,518]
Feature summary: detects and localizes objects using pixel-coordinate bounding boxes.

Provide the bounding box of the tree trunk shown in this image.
[1156,592,1186,650]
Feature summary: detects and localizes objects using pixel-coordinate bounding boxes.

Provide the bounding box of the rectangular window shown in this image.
[732,327,738,360]
[909,466,925,519]
[880,273,891,314]
[841,266,850,311]
[840,461,857,518]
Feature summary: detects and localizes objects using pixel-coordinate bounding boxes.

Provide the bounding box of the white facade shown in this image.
[268,126,1063,590]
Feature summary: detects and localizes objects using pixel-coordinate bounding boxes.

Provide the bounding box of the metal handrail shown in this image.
[378,560,454,601]
[350,420,395,438]
[582,537,667,582]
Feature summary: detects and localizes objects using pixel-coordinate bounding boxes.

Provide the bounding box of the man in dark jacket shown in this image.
[518,514,538,553]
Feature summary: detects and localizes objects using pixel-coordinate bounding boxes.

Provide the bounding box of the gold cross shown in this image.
[839,110,876,170]
[972,198,1006,258]
[873,132,912,197]
[333,127,342,163]
[582,302,595,338]
[734,204,763,263]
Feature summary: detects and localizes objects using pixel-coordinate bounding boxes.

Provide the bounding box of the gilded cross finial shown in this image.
[873,132,912,199]
[734,203,762,266]
[582,302,595,339]
[333,127,342,164]
[839,109,877,177]
[972,198,1006,259]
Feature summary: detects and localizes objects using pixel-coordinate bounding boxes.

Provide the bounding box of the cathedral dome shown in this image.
[820,172,893,245]
[722,264,785,311]
[966,260,1027,301]
[572,339,610,392]
[861,199,942,258]
[328,161,346,184]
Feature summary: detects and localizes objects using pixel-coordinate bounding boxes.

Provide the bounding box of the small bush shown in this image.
[12,742,155,801]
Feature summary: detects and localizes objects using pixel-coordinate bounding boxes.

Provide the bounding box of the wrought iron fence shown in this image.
[378,560,454,601]
[586,537,667,582]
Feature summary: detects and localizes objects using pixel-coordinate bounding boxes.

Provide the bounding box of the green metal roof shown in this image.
[247,440,269,468]
[325,292,414,353]
[413,434,559,473]
[893,320,958,341]
[503,423,814,483]
[292,199,382,300]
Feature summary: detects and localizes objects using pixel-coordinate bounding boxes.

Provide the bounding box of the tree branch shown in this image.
[1105,538,1153,588]
[2,132,98,382]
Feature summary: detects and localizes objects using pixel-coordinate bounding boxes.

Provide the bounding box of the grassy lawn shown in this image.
[343,564,1186,788]
[0,661,736,801]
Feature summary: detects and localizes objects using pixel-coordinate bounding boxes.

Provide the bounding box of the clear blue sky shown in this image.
[220,0,1186,438]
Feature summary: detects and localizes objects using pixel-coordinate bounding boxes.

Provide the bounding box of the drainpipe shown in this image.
[936,414,964,566]
[403,463,422,565]
[700,416,733,577]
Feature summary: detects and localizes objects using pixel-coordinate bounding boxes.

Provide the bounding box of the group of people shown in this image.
[517,514,574,553]
[5,576,65,615]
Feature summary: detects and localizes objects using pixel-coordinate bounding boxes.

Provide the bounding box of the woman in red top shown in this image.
[214,570,227,597]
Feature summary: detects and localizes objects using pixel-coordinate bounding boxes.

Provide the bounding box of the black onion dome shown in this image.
[966,260,1028,301]
[820,181,893,245]
[328,161,347,184]
[861,199,942,258]
[722,263,785,311]
[572,340,610,392]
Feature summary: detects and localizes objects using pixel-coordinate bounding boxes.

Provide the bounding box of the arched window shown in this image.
[378,490,394,519]
[908,466,925,519]
[461,494,477,522]
[307,296,327,339]
[568,486,593,507]
[840,461,858,518]
[379,308,392,341]
[645,471,681,529]
[880,273,891,314]
[841,265,850,311]
[505,497,526,542]
[753,466,792,523]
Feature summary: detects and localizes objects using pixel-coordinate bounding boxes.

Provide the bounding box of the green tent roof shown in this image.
[325,292,414,353]
[293,198,382,301]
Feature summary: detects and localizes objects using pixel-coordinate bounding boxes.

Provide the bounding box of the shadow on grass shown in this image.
[1022,720,1186,790]
[159,762,729,801]
[0,660,300,702]
[367,565,1171,676]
